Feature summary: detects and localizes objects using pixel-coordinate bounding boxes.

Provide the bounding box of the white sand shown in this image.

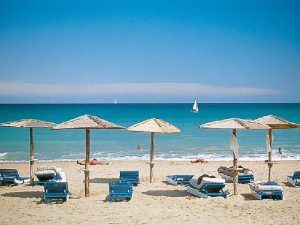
[0,160,300,225]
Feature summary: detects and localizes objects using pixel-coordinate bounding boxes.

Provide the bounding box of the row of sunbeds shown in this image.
[167,170,300,200]
[42,170,140,203]
[0,167,139,203]
[1,168,299,202]
[106,169,300,201]
[0,166,69,203]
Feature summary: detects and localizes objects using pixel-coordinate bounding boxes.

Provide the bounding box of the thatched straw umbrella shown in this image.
[127,118,180,183]
[1,119,56,184]
[255,115,299,181]
[52,114,124,197]
[200,118,269,195]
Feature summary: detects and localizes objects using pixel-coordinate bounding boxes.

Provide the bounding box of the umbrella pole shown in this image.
[29,128,34,185]
[149,132,154,183]
[85,128,90,197]
[267,129,273,181]
[232,129,238,195]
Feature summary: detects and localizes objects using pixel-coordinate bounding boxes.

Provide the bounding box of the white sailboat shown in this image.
[192,99,198,113]
[113,99,118,104]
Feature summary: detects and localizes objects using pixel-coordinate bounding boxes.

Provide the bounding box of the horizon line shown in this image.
[0,102,299,104]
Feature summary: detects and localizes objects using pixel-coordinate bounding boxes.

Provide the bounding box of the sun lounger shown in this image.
[108,182,133,202]
[120,171,139,186]
[287,171,300,187]
[218,172,254,184]
[237,174,254,183]
[35,166,66,185]
[218,166,254,184]
[0,169,30,185]
[166,175,194,185]
[44,181,69,203]
[249,180,283,200]
[187,177,227,198]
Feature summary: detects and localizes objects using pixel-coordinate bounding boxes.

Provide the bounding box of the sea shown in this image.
[0,103,299,162]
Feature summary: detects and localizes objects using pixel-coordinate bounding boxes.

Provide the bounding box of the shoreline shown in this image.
[1,158,300,163]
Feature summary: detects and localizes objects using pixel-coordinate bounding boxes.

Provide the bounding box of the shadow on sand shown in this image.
[142,189,189,197]
[161,180,190,186]
[241,193,256,201]
[282,181,293,187]
[161,180,174,186]
[102,195,110,203]
[88,178,119,184]
[2,191,43,199]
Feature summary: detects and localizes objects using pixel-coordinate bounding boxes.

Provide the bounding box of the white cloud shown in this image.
[0,82,279,97]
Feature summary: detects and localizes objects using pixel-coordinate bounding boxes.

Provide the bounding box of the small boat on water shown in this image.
[113,99,118,104]
[192,99,198,113]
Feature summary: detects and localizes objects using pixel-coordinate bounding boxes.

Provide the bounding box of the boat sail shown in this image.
[113,99,118,104]
[192,99,198,113]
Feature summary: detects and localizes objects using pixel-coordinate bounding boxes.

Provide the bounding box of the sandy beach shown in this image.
[0,160,299,225]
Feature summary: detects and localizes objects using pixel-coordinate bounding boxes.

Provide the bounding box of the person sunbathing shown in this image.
[191,158,208,164]
[218,165,252,176]
[197,174,216,184]
[77,159,109,165]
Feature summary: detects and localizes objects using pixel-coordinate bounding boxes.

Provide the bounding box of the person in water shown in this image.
[77,158,109,165]
[278,147,283,158]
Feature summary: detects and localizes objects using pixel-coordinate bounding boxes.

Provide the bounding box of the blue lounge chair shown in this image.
[0,169,30,185]
[287,171,300,187]
[35,166,65,186]
[238,174,254,184]
[249,181,283,200]
[44,182,69,203]
[166,175,194,185]
[120,171,139,186]
[187,178,228,198]
[218,166,254,184]
[219,172,254,184]
[108,182,133,202]
[199,183,227,198]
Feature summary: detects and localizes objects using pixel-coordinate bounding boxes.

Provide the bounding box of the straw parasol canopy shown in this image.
[200,118,270,195]
[127,118,180,182]
[200,118,269,130]
[1,119,56,184]
[255,115,299,129]
[52,114,124,197]
[255,115,300,181]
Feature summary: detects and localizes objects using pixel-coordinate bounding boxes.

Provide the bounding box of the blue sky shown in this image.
[0,0,299,103]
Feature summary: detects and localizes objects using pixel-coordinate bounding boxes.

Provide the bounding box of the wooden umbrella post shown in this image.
[149,132,155,183]
[268,129,273,181]
[232,129,238,195]
[85,128,90,197]
[29,127,34,185]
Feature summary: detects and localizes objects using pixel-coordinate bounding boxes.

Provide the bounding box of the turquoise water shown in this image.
[0,103,299,161]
